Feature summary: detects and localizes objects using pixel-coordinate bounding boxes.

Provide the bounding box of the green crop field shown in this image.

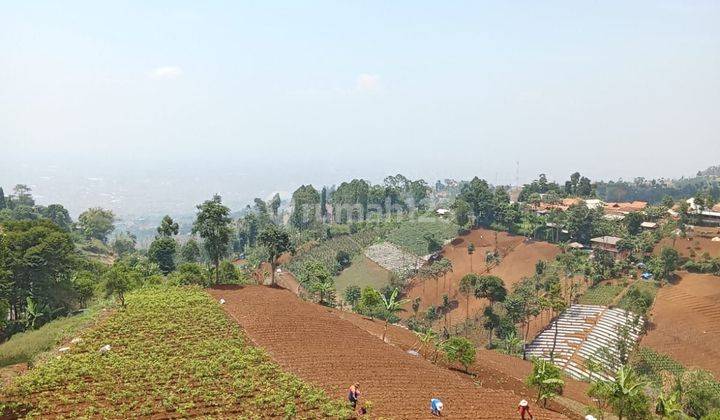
[284,228,385,276]
[616,281,658,311]
[386,219,459,256]
[335,255,395,295]
[0,286,351,418]
[578,284,625,305]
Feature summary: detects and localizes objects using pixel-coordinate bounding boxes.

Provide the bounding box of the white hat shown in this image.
[436,401,444,411]
[585,416,597,420]
[519,400,528,407]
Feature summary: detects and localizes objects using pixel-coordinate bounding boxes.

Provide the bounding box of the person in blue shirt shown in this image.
[430,398,444,416]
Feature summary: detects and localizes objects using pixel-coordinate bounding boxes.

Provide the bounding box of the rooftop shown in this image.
[590,236,623,246]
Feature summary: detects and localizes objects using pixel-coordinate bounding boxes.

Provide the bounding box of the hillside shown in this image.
[209,285,569,419]
[0,287,350,418]
[642,272,720,378]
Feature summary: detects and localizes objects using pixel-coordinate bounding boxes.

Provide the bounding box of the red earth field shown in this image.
[210,285,571,419]
[404,228,560,324]
[330,307,590,414]
[655,236,720,259]
[642,272,720,378]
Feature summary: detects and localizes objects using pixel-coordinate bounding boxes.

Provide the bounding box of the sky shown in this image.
[1,1,719,217]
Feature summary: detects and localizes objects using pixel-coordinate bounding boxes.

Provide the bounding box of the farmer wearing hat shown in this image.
[430,398,444,416]
[518,399,534,419]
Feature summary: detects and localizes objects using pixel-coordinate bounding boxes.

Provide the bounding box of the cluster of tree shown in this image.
[518,172,594,203]
[289,174,430,228]
[595,176,720,204]
[454,177,520,229]
[0,219,89,338]
[0,185,117,244]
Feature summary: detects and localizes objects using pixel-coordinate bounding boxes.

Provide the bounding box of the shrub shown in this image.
[443,336,476,373]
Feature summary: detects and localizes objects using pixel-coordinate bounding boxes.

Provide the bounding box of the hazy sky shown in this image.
[1,1,719,216]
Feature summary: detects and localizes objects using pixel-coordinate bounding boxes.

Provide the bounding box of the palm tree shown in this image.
[381,288,409,342]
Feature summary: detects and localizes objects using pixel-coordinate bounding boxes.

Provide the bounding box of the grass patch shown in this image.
[578,284,625,305]
[0,286,351,418]
[335,255,395,295]
[0,304,103,368]
[616,281,658,312]
[386,219,459,256]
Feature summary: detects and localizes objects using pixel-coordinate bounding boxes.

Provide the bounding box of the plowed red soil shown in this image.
[642,272,720,378]
[655,236,720,258]
[403,229,560,324]
[209,285,569,419]
[330,308,590,414]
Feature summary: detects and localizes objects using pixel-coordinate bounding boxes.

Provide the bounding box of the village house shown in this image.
[640,221,658,230]
[590,235,626,258]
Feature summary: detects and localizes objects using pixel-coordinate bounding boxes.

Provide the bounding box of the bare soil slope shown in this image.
[655,237,720,258]
[403,229,559,324]
[642,272,720,378]
[210,285,568,419]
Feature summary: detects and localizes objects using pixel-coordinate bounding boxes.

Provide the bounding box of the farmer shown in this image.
[347,382,360,410]
[430,398,444,416]
[518,399,534,420]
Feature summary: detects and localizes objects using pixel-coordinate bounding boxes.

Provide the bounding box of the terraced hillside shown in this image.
[642,272,720,378]
[527,304,643,381]
[210,285,568,419]
[0,287,351,418]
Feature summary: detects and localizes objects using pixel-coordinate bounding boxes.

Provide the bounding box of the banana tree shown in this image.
[380,288,409,342]
[24,297,45,330]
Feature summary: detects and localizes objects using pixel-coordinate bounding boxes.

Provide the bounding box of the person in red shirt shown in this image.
[518,399,534,419]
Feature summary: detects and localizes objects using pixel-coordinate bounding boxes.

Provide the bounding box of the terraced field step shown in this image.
[527,304,643,381]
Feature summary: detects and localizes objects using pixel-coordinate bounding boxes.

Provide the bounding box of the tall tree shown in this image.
[270,193,282,218]
[111,231,137,257]
[78,207,115,243]
[41,204,73,231]
[474,275,507,341]
[467,242,475,272]
[12,184,34,206]
[320,188,327,221]
[157,215,179,237]
[290,185,320,230]
[0,187,6,210]
[180,238,201,263]
[257,223,293,286]
[149,237,177,274]
[1,219,75,320]
[192,195,232,285]
[459,273,478,321]
[453,199,470,226]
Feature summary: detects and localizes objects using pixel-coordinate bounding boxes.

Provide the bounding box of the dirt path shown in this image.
[209,285,569,419]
